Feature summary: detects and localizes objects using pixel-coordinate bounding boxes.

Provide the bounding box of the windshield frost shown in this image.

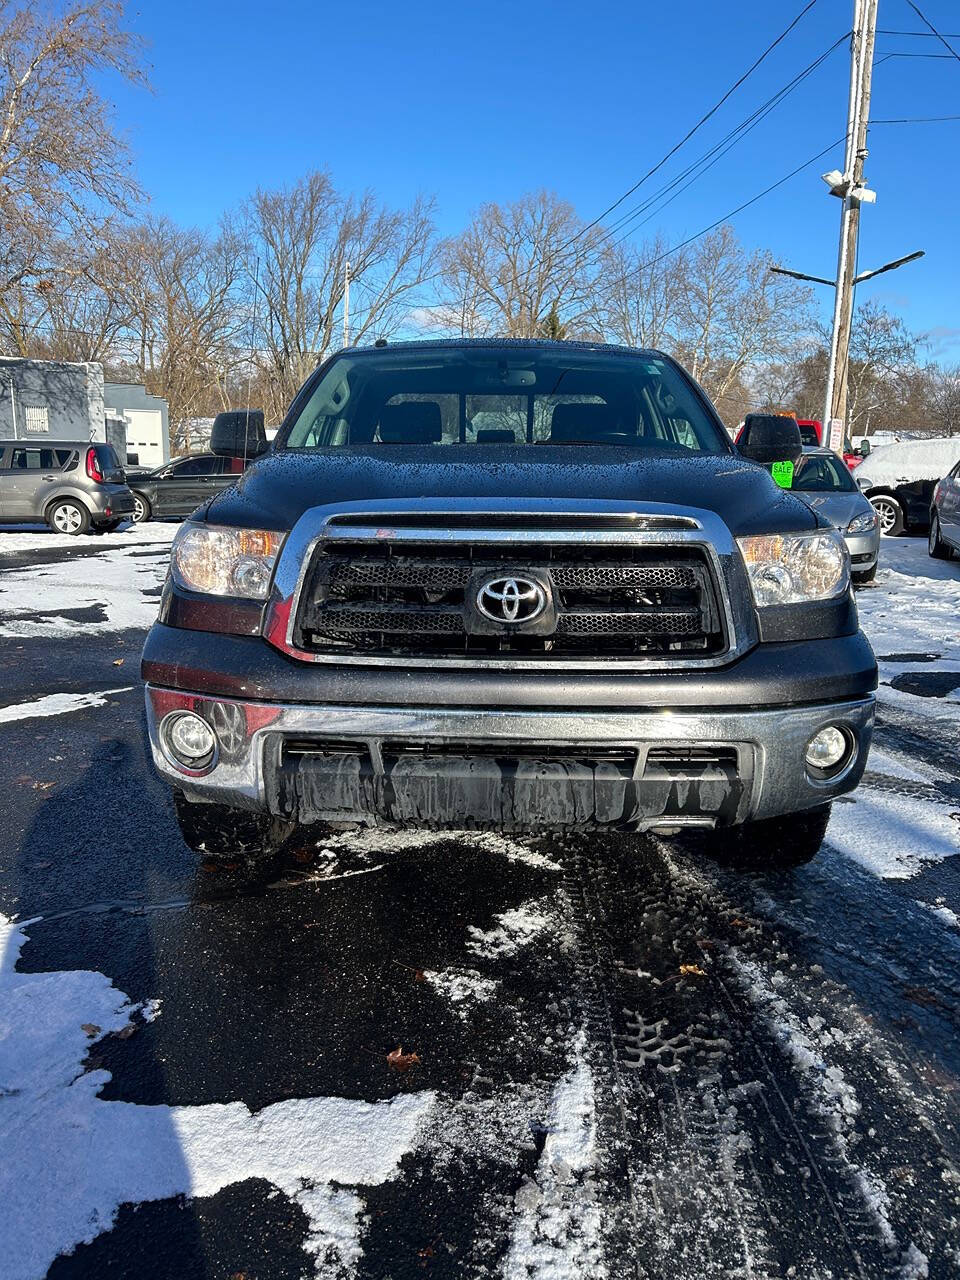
[279,348,729,454]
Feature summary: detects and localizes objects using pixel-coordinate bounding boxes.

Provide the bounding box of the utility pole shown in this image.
[343,260,351,348]
[823,0,879,444]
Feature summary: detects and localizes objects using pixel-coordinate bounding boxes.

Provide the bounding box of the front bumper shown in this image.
[843,527,880,572]
[145,686,875,831]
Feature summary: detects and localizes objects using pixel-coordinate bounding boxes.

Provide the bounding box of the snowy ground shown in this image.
[0,525,959,1279]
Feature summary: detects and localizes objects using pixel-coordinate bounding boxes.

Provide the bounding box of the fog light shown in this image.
[805,725,849,771]
[162,711,217,768]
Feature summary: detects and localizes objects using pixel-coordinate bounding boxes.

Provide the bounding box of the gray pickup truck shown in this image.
[142,340,877,868]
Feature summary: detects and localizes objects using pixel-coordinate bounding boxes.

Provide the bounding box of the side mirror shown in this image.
[858,439,871,458]
[211,409,267,459]
[738,415,803,467]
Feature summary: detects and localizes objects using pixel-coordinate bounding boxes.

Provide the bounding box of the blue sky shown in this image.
[112,0,960,358]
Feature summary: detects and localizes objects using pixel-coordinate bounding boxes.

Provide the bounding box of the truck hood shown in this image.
[206,446,820,537]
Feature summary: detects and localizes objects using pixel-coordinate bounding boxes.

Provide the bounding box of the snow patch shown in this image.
[730,952,918,1259]
[422,967,498,1013]
[826,790,959,879]
[0,523,174,555]
[923,899,959,930]
[322,826,559,870]
[501,1035,603,1279]
[863,746,948,785]
[467,901,555,959]
[0,545,169,638]
[0,915,433,1280]
[0,687,133,725]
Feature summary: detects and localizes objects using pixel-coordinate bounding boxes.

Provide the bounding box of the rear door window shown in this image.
[94,444,122,471]
[169,455,221,476]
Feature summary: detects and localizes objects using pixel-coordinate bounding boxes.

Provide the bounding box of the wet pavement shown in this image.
[1,525,959,1280]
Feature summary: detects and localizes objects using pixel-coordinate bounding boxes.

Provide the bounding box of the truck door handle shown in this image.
[42,475,56,482]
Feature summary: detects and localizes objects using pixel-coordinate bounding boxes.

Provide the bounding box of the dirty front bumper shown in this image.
[145,687,875,831]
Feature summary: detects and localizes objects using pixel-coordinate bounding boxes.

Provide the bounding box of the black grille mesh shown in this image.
[295,535,725,659]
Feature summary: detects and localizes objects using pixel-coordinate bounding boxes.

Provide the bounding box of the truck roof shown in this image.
[333,337,666,360]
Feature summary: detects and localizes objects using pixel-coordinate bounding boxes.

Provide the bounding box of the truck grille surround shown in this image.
[291,515,728,660]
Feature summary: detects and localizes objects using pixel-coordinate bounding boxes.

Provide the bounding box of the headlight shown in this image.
[737,530,849,607]
[846,511,878,535]
[171,524,284,599]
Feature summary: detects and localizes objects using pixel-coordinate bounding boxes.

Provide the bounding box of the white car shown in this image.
[854,436,960,536]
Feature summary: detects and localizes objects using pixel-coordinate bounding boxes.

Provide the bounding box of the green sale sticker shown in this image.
[771,460,795,489]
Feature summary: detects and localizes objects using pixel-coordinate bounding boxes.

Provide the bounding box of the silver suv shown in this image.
[0,440,136,534]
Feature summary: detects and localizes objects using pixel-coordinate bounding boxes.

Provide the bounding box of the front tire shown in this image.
[172,789,295,863]
[47,500,90,536]
[704,804,831,870]
[871,494,904,537]
[131,492,151,523]
[928,512,953,560]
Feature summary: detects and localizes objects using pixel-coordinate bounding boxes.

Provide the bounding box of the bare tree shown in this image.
[596,235,686,350]
[243,171,436,419]
[844,299,919,433]
[0,223,140,359]
[0,1,145,295]
[437,191,607,339]
[927,364,960,436]
[673,226,814,414]
[116,217,247,445]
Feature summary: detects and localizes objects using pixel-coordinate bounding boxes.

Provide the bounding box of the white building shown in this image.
[104,383,170,469]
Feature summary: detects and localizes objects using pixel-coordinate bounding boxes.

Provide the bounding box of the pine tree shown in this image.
[539,303,567,341]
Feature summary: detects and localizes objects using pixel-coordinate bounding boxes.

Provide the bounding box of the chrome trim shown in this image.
[146,685,875,825]
[266,498,753,671]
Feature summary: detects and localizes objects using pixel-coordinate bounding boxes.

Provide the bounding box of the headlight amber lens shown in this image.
[737,531,849,607]
[171,524,284,599]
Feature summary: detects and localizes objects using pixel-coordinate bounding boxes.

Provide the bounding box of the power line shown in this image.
[558,0,822,250]
[584,34,848,254]
[902,0,960,64]
[877,27,960,36]
[871,113,960,122]
[612,137,845,292]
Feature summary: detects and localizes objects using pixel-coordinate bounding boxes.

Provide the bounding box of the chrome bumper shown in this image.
[146,686,875,830]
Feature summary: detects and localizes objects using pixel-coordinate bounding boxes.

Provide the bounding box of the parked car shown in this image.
[928,457,960,559]
[0,440,135,534]
[792,447,880,583]
[142,339,877,872]
[854,436,960,536]
[128,453,246,522]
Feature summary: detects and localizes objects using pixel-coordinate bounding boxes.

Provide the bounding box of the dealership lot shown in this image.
[1,528,959,1280]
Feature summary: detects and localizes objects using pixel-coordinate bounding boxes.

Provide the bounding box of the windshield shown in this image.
[793,453,856,492]
[279,348,730,454]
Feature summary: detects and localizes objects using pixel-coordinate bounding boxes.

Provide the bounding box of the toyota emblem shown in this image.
[475,575,547,624]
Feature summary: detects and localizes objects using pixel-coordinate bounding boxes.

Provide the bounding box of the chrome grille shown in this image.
[293,525,727,660]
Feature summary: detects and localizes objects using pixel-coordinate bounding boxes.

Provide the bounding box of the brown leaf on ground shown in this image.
[679,963,706,977]
[33,781,56,791]
[113,658,125,667]
[387,1045,421,1072]
[81,1024,101,1038]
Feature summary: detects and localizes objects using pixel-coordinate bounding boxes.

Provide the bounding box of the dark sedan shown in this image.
[128,453,246,522]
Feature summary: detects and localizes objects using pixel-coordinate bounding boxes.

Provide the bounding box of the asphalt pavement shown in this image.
[1,523,959,1280]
